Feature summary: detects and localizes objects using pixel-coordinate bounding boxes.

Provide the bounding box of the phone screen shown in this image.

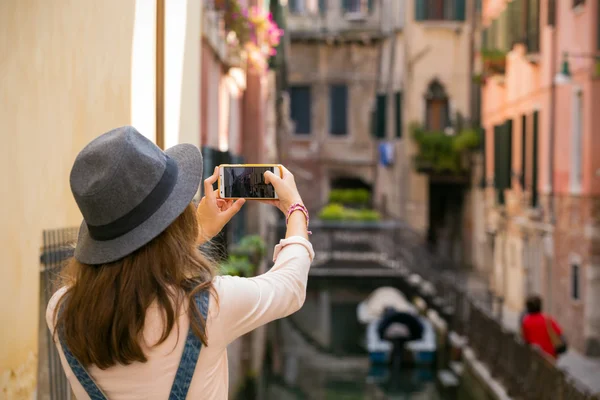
[222,166,276,198]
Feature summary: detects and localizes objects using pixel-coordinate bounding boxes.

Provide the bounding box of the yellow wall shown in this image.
[403,0,475,233]
[0,0,136,396]
[1,0,203,396]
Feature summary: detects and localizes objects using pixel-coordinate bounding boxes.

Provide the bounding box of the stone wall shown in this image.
[283,41,381,212]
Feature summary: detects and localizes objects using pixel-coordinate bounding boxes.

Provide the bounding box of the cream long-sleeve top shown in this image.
[46,236,314,399]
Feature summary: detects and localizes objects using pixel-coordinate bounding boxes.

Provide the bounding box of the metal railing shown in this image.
[282,217,599,399]
[392,227,599,400]
[39,227,78,400]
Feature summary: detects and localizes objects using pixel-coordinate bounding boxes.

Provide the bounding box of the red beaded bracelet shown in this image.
[286,203,312,235]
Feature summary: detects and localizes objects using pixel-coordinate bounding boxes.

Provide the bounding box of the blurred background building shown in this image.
[2,0,600,398]
[481,0,600,357]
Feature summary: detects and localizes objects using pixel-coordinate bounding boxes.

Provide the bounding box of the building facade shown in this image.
[403,0,481,253]
[283,0,480,262]
[282,0,404,214]
[481,0,600,356]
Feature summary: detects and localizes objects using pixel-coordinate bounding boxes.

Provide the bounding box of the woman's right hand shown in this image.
[262,165,303,215]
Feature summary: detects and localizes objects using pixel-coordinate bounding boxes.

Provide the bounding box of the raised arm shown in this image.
[208,166,314,346]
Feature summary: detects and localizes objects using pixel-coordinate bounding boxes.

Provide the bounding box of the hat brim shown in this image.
[73,144,203,265]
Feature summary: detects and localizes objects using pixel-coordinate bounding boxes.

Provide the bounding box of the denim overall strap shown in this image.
[57,307,108,400]
[168,289,210,400]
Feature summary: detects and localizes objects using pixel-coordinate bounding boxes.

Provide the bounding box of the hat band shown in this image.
[87,156,179,241]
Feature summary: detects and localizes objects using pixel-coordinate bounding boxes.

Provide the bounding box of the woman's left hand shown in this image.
[196,167,246,243]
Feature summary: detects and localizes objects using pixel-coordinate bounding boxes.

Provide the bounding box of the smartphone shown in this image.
[218,164,282,199]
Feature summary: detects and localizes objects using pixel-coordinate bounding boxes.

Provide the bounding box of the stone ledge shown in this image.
[462,347,512,400]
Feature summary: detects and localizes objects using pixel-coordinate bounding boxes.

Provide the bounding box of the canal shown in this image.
[258,278,447,400]
[253,222,476,400]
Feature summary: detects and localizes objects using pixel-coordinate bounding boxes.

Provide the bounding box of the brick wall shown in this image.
[552,195,592,353]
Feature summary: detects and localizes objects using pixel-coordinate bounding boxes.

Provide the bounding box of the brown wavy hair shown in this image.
[53,203,217,369]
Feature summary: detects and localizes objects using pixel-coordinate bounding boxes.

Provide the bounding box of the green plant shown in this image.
[328,189,370,206]
[237,234,266,258]
[318,203,381,222]
[472,73,486,85]
[452,128,480,152]
[219,234,266,277]
[353,209,381,221]
[412,125,480,174]
[480,48,507,61]
[220,254,255,277]
[318,203,346,221]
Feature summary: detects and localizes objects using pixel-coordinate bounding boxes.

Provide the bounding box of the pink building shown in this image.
[481,0,600,356]
[201,0,281,236]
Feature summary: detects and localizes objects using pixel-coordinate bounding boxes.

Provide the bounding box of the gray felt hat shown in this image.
[70,126,203,264]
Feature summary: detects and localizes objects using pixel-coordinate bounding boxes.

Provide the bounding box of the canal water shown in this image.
[260,316,446,400]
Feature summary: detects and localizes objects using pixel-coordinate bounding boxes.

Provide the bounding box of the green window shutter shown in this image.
[375,94,387,139]
[531,111,539,207]
[329,85,348,136]
[368,0,374,12]
[415,0,426,21]
[494,120,512,205]
[548,0,556,26]
[319,0,326,14]
[290,86,311,134]
[480,126,487,187]
[342,0,351,13]
[371,108,377,138]
[454,0,466,21]
[597,0,600,50]
[289,0,297,12]
[395,91,403,138]
[521,114,527,189]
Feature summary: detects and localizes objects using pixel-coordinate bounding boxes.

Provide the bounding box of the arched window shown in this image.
[330,177,371,192]
[425,80,450,131]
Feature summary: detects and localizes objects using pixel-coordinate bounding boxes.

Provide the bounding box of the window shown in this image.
[415,0,466,21]
[571,88,583,193]
[329,85,348,136]
[395,91,403,138]
[573,0,585,8]
[571,264,580,301]
[373,94,386,139]
[425,80,449,131]
[290,86,311,135]
[289,0,319,14]
[342,0,373,14]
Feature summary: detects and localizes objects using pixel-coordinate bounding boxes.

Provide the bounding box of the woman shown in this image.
[521,295,567,360]
[46,126,314,399]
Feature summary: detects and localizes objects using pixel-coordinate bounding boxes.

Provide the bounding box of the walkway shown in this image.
[463,271,600,395]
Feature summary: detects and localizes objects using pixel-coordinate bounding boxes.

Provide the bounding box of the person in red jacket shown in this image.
[521,295,567,359]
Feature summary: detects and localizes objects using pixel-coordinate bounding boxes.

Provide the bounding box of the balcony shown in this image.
[202,6,242,68]
[411,123,481,184]
[287,0,403,41]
